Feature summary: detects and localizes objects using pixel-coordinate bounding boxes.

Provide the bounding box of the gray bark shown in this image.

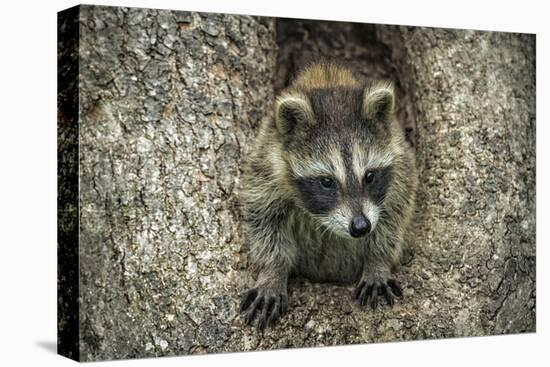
[57,5,535,362]
[73,5,277,361]
[377,26,536,336]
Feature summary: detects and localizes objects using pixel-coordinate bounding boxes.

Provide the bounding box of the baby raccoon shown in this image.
[239,62,418,330]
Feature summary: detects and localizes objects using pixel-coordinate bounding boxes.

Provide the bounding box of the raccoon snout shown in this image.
[349,215,371,238]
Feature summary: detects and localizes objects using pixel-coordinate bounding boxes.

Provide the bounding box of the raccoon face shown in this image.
[275,82,396,239]
[289,145,393,239]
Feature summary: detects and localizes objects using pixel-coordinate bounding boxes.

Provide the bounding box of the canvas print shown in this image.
[57,4,536,362]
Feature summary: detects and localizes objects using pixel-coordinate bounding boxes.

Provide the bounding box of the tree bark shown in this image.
[59,5,277,361]
[377,26,536,336]
[58,5,535,362]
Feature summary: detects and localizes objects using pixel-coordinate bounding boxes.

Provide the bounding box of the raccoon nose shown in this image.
[349,215,371,238]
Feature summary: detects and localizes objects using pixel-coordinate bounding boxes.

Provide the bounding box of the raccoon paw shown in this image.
[354,278,403,310]
[239,287,288,330]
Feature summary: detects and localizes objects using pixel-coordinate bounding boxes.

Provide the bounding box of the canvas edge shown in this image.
[57,4,81,362]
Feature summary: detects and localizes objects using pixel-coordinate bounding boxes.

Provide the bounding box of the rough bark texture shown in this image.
[57,5,535,362]
[73,5,277,361]
[377,26,536,336]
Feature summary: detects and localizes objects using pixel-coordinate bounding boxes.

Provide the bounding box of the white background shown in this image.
[0,0,547,365]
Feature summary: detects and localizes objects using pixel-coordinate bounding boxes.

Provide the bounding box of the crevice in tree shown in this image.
[274,19,417,147]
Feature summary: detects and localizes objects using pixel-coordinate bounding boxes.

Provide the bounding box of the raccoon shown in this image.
[239,62,418,330]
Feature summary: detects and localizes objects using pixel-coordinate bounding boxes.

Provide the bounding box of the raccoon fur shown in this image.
[239,62,418,330]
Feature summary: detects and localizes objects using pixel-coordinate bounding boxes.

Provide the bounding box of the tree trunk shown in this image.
[58,5,535,362]
[58,5,277,361]
[377,26,536,336]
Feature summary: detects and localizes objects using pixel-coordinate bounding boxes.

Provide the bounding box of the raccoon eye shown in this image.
[364,170,377,185]
[319,177,337,191]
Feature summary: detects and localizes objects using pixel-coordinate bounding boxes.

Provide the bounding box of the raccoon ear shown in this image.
[362,82,395,122]
[274,94,314,134]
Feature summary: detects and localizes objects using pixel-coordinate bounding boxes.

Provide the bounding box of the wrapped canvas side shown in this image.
[57,5,80,362]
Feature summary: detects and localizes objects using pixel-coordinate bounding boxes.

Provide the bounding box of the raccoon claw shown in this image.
[387,279,403,298]
[239,288,288,330]
[355,278,403,310]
